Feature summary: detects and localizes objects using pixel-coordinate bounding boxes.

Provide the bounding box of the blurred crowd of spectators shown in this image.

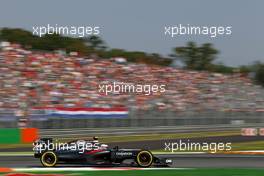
[0,43,264,117]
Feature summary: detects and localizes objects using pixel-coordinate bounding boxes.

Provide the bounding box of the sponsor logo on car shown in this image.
[116,152,133,156]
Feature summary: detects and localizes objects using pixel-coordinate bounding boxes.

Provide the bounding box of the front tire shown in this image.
[136,150,153,167]
[40,151,57,167]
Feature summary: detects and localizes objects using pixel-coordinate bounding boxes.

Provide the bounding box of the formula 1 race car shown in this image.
[33,137,172,167]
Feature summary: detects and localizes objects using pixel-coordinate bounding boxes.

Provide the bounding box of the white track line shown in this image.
[13,167,193,172]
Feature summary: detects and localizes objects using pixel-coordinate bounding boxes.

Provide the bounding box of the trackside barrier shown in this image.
[20,128,39,143]
[0,128,20,144]
[0,128,39,144]
[241,128,258,136]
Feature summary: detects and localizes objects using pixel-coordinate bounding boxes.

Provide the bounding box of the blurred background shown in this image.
[0,31,264,129]
[0,1,264,171]
[0,0,263,155]
[0,0,263,130]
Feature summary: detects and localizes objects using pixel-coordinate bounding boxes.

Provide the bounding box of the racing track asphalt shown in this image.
[2,135,264,168]
[1,154,264,168]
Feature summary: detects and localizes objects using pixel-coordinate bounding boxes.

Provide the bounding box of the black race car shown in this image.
[33,137,172,167]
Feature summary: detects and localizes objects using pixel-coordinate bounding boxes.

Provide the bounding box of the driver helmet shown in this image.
[93,136,99,143]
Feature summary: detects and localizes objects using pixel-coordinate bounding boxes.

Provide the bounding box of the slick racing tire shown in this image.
[40,151,58,167]
[136,150,153,167]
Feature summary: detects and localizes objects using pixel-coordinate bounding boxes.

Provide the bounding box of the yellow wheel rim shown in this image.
[41,151,57,167]
[137,151,153,167]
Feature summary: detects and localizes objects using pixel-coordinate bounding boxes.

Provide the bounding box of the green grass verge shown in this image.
[99,131,239,143]
[0,143,32,149]
[231,141,264,151]
[3,169,264,176]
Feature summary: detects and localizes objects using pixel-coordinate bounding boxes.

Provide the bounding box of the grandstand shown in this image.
[0,42,264,124]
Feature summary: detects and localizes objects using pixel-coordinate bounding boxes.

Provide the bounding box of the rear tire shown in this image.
[136,150,153,167]
[40,151,57,167]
